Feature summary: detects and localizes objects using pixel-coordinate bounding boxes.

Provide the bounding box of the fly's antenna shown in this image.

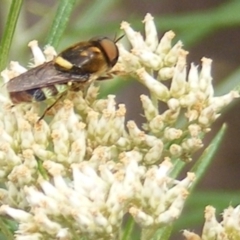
[114,34,125,43]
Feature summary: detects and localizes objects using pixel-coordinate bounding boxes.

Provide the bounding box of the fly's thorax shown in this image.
[54,37,119,77]
[54,46,109,75]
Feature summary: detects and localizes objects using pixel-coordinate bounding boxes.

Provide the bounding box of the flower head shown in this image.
[0,13,238,240]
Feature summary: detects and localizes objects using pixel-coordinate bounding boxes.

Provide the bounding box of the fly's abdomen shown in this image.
[9,84,68,104]
[40,84,68,100]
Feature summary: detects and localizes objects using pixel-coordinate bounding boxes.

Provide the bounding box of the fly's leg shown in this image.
[38,94,64,122]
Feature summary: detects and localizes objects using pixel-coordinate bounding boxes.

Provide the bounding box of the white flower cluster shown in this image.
[183,205,240,240]
[114,14,238,163]
[0,13,237,240]
[0,158,194,240]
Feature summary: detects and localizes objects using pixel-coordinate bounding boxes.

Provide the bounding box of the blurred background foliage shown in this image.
[0,0,240,239]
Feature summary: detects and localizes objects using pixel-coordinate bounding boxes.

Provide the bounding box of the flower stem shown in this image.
[45,0,78,48]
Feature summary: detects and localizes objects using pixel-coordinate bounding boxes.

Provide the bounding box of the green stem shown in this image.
[45,0,78,48]
[0,0,23,71]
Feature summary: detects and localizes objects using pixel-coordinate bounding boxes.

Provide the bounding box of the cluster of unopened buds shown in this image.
[0,13,238,240]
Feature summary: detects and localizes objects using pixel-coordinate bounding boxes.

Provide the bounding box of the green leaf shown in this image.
[45,0,78,47]
[0,217,15,240]
[174,190,240,231]
[152,226,173,240]
[121,216,136,240]
[171,125,227,232]
[0,0,23,71]
[190,124,227,191]
[170,159,185,179]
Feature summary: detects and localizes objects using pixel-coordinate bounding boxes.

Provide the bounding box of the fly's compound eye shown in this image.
[90,37,119,68]
[100,38,119,67]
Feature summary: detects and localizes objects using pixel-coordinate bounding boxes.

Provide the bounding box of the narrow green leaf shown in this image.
[0,217,14,240]
[170,159,185,179]
[174,190,240,231]
[152,226,173,240]
[190,124,227,191]
[188,190,240,208]
[0,0,23,71]
[171,125,227,234]
[121,216,135,240]
[45,0,78,47]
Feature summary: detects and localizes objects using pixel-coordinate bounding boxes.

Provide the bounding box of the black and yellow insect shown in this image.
[7,37,120,107]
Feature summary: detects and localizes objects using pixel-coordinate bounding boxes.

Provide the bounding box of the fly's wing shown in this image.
[7,61,90,93]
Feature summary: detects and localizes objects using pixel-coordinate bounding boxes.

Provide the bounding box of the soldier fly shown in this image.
[7,36,121,120]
